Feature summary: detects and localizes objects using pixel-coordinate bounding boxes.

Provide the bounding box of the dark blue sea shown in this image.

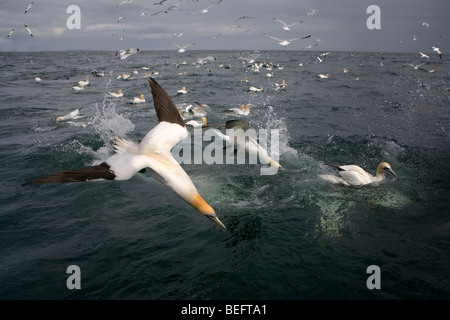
[1,50,449,300]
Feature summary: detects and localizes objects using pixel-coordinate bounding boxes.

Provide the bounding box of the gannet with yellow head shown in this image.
[24,78,226,230]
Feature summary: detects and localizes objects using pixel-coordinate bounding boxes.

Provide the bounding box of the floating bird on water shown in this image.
[24,78,226,230]
[228,103,252,116]
[34,77,42,82]
[108,89,123,98]
[272,18,302,31]
[7,29,14,38]
[247,86,263,92]
[264,33,310,47]
[129,94,145,104]
[25,25,33,37]
[78,76,90,86]
[56,108,85,122]
[275,80,287,91]
[177,86,188,95]
[318,73,329,79]
[319,162,397,186]
[25,2,33,14]
[72,85,85,91]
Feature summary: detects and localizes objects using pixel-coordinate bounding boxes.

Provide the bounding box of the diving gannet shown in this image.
[24,78,226,230]
[319,162,397,186]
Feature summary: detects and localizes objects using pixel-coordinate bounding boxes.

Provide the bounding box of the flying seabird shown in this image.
[305,9,319,18]
[25,2,33,14]
[23,78,226,230]
[7,28,14,38]
[432,46,442,59]
[56,108,85,122]
[264,33,310,47]
[25,25,33,37]
[272,18,302,31]
[172,42,195,53]
[419,52,430,59]
[116,47,140,60]
[319,162,397,186]
[211,120,282,171]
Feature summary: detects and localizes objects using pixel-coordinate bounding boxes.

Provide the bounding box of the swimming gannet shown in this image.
[56,108,85,122]
[35,77,42,82]
[319,162,397,186]
[78,76,90,86]
[275,80,287,91]
[129,94,145,104]
[272,18,302,31]
[177,86,188,94]
[72,85,85,91]
[228,104,252,116]
[23,78,226,230]
[318,73,329,79]
[108,89,123,98]
[264,33,310,47]
[247,86,263,92]
[211,120,282,171]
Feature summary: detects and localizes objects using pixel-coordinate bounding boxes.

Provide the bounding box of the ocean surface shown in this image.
[0,50,449,300]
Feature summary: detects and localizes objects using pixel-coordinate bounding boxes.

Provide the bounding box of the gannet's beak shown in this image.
[190,193,226,230]
[207,214,227,231]
[386,167,397,178]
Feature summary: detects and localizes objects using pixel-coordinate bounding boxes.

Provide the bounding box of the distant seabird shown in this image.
[319,162,397,186]
[25,25,33,37]
[72,85,85,91]
[177,86,187,95]
[264,33,310,47]
[305,9,319,18]
[7,29,14,38]
[419,52,430,59]
[56,108,85,122]
[25,2,33,14]
[432,46,442,59]
[272,18,302,31]
[172,42,195,53]
[35,77,42,82]
[422,22,430,28]
[318,73,329,79]
[116,47,140,60]
[247,86,263,92]
[24,78,227,230]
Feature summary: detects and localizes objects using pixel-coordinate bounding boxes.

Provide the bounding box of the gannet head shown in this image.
[269,159,283,169]
[118,89,122,94]
[190,193,226,230]
[200,116,207,125]
[140,94,145,100]
[56,116,62,122]
[377,162,397,178]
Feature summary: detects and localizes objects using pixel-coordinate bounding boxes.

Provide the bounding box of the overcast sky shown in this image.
[0,0,448,53]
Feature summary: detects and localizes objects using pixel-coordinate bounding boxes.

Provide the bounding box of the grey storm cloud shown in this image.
[0,0,448,54]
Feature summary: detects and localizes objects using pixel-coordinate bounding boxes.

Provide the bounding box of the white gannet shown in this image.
[247,86,263,93]
[34,77,42,82]
[178,102,211,120]
[318,73,329,79]
[177,86,187,95]
[23,78,226,230]
[129,94,145,104]
[432,46,442,59]
[25,25,33,37]
[120,73,132,80]
[419,52,430,59]
[211,120,282,171]
[78,76,90,86]
[92,69,105,77]
[172,42,195,53]
[72,85,85,91]
[422,22,430,28]
[264,33,310,47]
[185,117,221,129]
[25,2,33,14]
[56,108,85,122]
[116,47,140,60]
[305,9,319,18]
[108,89,124,98]
[275,80,287,91]
[319,162,397,186]
[7,29,14,38]
[228,103,252,116]
[272,18,302,31]
[408,63,424,70]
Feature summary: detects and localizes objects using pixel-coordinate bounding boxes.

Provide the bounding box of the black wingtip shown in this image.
[325,163,344,171]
